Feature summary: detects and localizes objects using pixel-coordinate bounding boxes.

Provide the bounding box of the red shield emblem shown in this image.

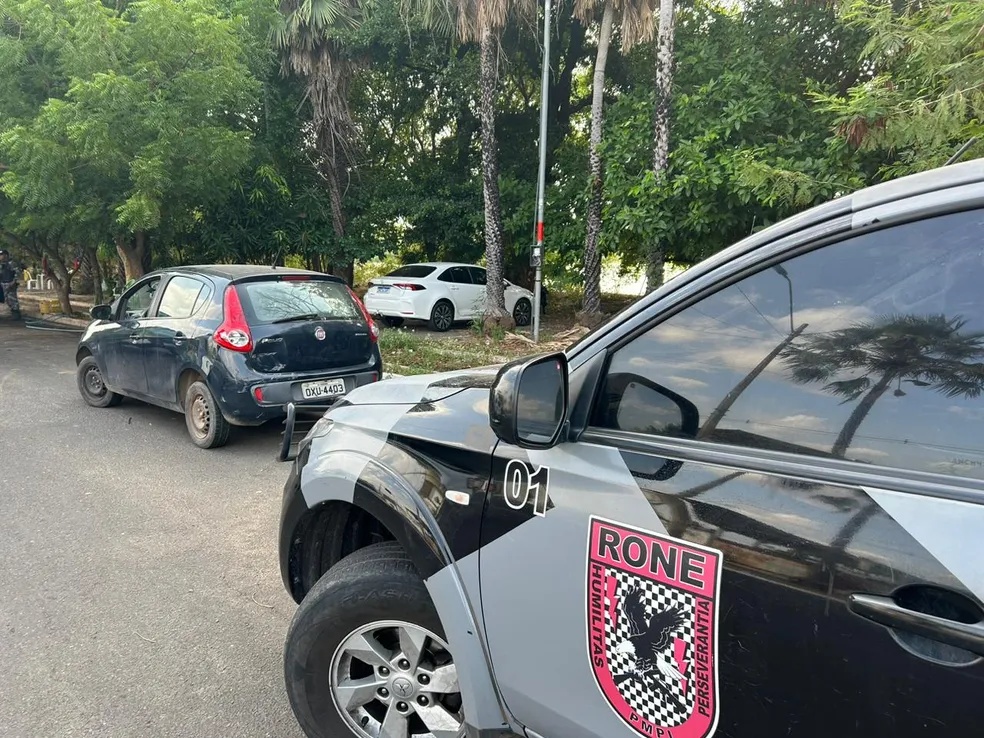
[587,517,722,738]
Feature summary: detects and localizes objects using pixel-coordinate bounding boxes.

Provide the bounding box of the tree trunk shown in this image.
[116,232,147,283]
[580,1,615,324]
[831,371,894,458]
[44,248,74,316]
[479,25,512,328]
[647,0,676,292]
[86,246,104,305]
[334,260,354,286]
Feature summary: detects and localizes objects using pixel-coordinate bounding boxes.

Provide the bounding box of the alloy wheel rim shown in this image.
[190,394,210,437]
[84,366,105,397]
[515,301,531,325]
[434,305,452,331]
[330,619,462,738]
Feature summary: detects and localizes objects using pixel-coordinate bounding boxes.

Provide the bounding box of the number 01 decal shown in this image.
[503,459,551,517]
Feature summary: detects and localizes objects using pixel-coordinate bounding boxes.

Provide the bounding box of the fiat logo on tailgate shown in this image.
[314,327,326,341]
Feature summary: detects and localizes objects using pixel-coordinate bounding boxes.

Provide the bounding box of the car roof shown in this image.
[164,264,341,282]
[400,262,482,269]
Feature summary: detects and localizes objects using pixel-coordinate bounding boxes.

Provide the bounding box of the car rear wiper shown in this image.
[270,313,326,324]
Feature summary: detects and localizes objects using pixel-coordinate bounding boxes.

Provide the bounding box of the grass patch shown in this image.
[376,289,643,376]
[378,328,538,375]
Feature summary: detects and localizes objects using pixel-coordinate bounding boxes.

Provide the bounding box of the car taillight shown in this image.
[214,285,253,352]
[347,286,379,342]
[394,283,425,291]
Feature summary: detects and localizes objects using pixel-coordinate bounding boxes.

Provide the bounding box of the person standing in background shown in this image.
[0,249,22,320]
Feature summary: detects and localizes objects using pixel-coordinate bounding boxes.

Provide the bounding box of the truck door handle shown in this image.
[849,593,984,657]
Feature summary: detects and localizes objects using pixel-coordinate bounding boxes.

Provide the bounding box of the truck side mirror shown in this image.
[489,352,569,448]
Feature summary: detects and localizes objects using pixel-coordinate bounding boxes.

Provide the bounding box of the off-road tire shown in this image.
[284,542,448,738]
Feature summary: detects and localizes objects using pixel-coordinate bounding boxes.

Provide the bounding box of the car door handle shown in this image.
[849,593,984,657]
[173,333,190,344]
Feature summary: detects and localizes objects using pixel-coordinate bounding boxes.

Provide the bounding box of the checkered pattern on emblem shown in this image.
[604,567,697,727]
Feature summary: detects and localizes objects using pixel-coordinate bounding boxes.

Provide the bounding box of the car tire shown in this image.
[382,316,405,328]
[428,300,454,332]
[513,298,532,327]
[76,356,122,408]
[184,380,231,449]
[284,542,463,738]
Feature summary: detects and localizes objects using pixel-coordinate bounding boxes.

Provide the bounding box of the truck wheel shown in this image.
[77,356,122,408]
[284,542,463,738]
[184,380,230,449]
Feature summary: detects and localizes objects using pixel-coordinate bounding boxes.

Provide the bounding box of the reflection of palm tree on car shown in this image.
[781,314,984,459]
[781,314,984,550]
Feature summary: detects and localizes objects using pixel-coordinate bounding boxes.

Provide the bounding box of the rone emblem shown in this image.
[586,517,722,738]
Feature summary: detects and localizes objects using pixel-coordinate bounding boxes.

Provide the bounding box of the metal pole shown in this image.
[531,0,551,343]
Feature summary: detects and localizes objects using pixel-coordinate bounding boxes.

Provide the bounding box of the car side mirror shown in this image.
[90,304,113,321]
[490,352,569,448]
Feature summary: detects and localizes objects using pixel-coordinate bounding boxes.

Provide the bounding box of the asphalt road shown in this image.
[0,321,305,737]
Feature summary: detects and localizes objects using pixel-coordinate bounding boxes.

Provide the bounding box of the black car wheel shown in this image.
[184,380,231,449]
[284,542,463,738]
[513,298,532,327]
[76,356,122,408]
[382,316,405,328]
[428,301,454,332]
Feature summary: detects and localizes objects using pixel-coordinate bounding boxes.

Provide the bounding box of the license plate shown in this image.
[301,379,347,400]
[377,286,391,293]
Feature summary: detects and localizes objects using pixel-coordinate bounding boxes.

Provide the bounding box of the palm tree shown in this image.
[781,313,984,459]
[273,0,363,282]
[408,0,531,329]
[575,0,654,324]
[646,0,674,292]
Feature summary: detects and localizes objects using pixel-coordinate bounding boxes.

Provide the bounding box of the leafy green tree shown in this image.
[599,0,875,273]
[0,0,261,282]
[814,0,984,176]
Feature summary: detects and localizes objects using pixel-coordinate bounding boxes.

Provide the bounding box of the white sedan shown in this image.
[364,262,535,331]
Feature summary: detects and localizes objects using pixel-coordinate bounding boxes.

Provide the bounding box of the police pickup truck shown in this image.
[278,161,984,738]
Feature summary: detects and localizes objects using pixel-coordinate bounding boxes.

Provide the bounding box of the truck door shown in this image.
[478,207,984,738]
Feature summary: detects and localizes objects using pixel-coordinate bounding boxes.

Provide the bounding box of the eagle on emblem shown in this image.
[613,586,686,694]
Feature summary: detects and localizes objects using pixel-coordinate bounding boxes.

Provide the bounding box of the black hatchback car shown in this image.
[75,265,382,448]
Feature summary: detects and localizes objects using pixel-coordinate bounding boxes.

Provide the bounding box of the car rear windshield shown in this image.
[236,279,361,325]
[387,265,436,278]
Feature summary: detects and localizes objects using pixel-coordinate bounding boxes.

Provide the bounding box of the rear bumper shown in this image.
[209,348,383,426]
[364,293,424,319]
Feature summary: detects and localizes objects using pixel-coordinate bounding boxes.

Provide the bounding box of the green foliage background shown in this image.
[1,0,980,290]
